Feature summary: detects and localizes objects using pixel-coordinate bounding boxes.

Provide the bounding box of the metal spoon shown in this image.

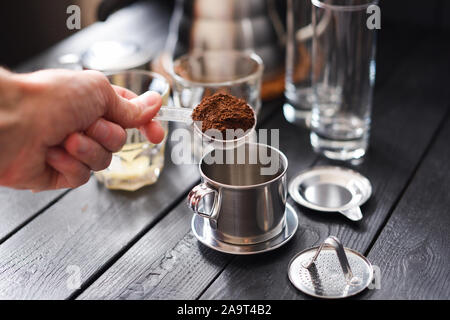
[154,106,193,124]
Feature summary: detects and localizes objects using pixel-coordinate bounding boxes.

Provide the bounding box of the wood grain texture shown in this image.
[199,36,450,300]
[0,2,176,299]
[0,98,282,300]
[0,188,67,242]
[78,106,318,300]
[0,143,199,299]
[76,32,450,300]
[77,200,230,300]
[2,2,449,300]
[362,116,450,300]
[72,95,283,300]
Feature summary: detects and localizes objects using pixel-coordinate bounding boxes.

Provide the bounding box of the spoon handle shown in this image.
[154,106,193,124]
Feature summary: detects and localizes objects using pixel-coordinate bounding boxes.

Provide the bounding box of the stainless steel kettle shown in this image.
[165,0,286,99]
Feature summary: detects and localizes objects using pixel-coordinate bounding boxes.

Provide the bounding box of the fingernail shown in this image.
[137,91,160,109]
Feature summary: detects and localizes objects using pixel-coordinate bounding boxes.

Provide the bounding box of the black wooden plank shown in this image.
[77,199,230,300]
[0,94,282,300]
[0,188,67,243]
[3,2,447,300]
[361,115,450,300]
[73,95,286,300]
[0,0,285,300]
[198,35,450,299]
[0,3,173,296]
[0,134,199,299]
[78,108,318,300]
[75,28,441,300]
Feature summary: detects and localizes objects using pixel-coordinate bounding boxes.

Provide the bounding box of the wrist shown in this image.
[0,69,31,181]
[0,68,25,111]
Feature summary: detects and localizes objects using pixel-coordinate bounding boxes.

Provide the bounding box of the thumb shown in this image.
[104,91,162,128]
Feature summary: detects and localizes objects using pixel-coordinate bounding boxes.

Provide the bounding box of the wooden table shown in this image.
[1,2,449,300]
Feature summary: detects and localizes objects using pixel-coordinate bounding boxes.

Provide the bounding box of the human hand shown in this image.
[0,68,165,191]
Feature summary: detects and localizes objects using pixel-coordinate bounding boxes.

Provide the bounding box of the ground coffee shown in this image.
[192,93,255,137]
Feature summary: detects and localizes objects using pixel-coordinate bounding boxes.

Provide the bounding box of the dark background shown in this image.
[0,0,449,69]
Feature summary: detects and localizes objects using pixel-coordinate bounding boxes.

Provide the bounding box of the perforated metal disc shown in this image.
[288,246,373,299]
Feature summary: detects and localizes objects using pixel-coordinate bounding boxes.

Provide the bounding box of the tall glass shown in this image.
[310,0,377,161]
[94,71,170,191]
[283,0,314,127]
[170,50,263,160]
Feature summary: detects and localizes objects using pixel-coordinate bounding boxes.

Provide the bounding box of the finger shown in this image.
[31,170,71,192]
[64,133,112,171]
[112,85,138,100]
[135,92,163,124]
[85,118,127,152]
[46,147,91,188]
[105,91,162,128]
[141,120,166,144]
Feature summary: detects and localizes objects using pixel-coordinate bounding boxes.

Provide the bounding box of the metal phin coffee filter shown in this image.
[188,143,298,254]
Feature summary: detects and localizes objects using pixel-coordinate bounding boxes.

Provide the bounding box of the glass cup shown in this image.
[283,0,315,127]
[169,50,263,160]
[310,0,378,161]
[94,70,170,191]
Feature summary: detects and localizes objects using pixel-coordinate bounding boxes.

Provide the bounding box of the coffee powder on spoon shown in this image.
[191,93,256,136]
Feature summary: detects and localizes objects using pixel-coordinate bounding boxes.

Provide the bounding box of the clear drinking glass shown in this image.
[283,0,315,127]
[170,50,263,160]
[94,71,170,191]
[310,0,377,161]
[171,51,263,113]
